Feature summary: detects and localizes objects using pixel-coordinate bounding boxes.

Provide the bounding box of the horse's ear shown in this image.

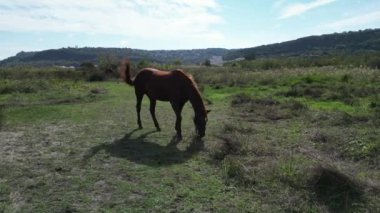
[206,109,211,114]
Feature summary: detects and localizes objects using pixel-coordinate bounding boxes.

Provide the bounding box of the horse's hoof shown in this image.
[138,126,143,129]
[156,128,161,132]
[197,135,204,139]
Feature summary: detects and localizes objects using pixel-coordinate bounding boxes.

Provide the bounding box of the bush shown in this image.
[341,74,352,82]
[0,80,49,94]
[284,84,325,98]
[367,57,380,69]
[172,60,181,66]
[79,62,96,70]
[137,60,150,69]
[203,59,211,67]
[86,72,105,82]
[0,67,86,81]
[224,53,380,70]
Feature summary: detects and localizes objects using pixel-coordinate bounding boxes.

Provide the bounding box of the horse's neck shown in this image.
[188,85,206,117]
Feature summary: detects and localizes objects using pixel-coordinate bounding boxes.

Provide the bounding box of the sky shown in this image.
[0,0,380,59]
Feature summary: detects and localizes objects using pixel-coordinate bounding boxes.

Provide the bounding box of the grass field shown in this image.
[0,66,379,212]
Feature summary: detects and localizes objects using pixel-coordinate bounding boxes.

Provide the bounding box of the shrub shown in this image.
[341,74,352,82]
[79,62,96,69]
[203,59,211,67]
[137,60,151,69]
[172,60,181,66]
[0,80,49,94]
[367,57,380,69]
[86,72,105,82]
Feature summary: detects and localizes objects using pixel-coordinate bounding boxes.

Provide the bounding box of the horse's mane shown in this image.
[180,71,207,116]
[187,73,200,91]
[173,69,201,95]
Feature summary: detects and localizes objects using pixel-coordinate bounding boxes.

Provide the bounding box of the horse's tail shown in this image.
[120,60,134,86]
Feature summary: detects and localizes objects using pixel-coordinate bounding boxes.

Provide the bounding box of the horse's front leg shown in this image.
[175,113,182,140]
[149,99,161,131]
[171,102,184,140]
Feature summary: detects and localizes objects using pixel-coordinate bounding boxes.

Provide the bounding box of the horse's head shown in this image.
[194,110,211,138]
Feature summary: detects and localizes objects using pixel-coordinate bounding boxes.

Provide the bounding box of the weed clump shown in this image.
[283,100,308,112]
[341,74,352,82]
[231,94,279,107]
[90,88,107,94]
[231,93,253,106]
[311,111,354,126]
[0,80,49,94]
[309,166,364,212]
[210,135,246,161]
[332,111,353,126]
[231,95,309,121]
[310,129,331,143]
[284,83,325,99]
[222,156,256,186]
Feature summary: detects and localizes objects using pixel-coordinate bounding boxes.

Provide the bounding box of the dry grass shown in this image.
[1,66,379,212]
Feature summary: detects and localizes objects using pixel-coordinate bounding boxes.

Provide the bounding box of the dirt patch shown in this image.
[0,131,25,163]
[9,191,26,211]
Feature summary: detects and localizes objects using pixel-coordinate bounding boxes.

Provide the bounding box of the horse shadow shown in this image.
[83,129,204,167]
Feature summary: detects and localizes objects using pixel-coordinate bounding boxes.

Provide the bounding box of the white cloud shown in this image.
[0,0,223,41]
[325,11,380,29]
[273,0,287,8]
[120,40,129,46]
[279,0,336,19]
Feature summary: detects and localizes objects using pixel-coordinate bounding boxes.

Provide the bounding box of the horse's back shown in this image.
[134,68,190,101]
[133,68,165,86]
[135,68,190,84]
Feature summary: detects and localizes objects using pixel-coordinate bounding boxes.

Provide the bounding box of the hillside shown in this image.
[225,28,380,60]
[0,48,229,67]
[1,28,379,67]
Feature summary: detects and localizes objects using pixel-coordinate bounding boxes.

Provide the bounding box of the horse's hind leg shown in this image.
[135,91,143,129]
[149,99,161,131]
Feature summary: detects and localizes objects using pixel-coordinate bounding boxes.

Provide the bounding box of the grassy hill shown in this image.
[1,29,380,67]
[225,28,380,60]
[0,48,229,67]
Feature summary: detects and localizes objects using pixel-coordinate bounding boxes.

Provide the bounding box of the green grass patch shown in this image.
[0,66,379,212]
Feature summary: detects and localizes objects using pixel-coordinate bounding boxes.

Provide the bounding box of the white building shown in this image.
[209,56,224,66]
[209,56,245,66]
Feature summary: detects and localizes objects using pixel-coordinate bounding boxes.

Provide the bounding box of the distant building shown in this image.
[230,57,245,62]
[54,65,75,69]
[209,56,223,66]
[208,56,245,66]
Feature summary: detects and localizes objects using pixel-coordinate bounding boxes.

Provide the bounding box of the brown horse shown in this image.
[119,60,210,139]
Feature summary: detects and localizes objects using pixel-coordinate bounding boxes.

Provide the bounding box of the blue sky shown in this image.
[0,0,380,59]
